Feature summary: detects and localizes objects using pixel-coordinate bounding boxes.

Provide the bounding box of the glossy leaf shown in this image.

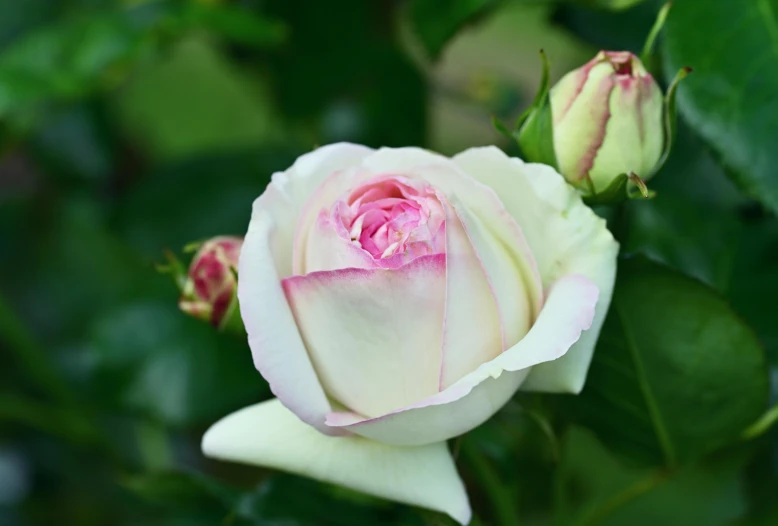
[408,0,503,61]
[663,0,778,213]
[89,302,265,427]
[568,257,768,467]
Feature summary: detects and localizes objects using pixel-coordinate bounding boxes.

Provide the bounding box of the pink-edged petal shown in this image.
[452,197,534,349]
[202,399,471,525]
[282,255,446,419]
[452,147,618,393]
[326,274,599,445]
[403,162,544,347]
[239,144,374,435]
[258,143,374,279]
[239,214,345,435]
[304,210,377,272]
[439,201,502,390]
[293,165,374,275]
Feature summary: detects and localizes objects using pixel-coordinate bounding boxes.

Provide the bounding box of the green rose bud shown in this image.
[549,51,663,193]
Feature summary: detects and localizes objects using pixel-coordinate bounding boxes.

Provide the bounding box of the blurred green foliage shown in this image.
[1,0,777,525]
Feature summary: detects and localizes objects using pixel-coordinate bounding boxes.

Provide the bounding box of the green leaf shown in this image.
[622,195,742,291]
[663,0,778,213]
[408,0,503,61]
[115,38,284,161]
[88,301,266,427]
[180,3,287,48]
[556,427,749,526]
[575,0,647,10]
[568,257,768,468]
[115,149,297,258]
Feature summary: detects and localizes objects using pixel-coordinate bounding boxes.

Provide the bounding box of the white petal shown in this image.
[439,201,503,389]
[203,399,471,525]
[282,255,446,418]
[453,147,618,393]
[304,210,377,273]
[293,164,374,275]
[238,144,374,434]
[239,214,344,435]
[327,274,598,445]
[257,143,374,279]
[401,162,544,344]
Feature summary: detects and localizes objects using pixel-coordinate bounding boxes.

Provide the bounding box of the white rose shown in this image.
[202,145,618,524]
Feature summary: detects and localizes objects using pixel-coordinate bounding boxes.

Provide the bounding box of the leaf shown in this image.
[575,0,647,10]
[407,0,503,61]
[114,38,283,161]
[622,195,742,291]
[115,149,297,258]
[557,427,749,526]
[662,0,778,213]
[180,3,287,48]
[567,257,768,468]
[552,0,656,53]
[88,301,266,427]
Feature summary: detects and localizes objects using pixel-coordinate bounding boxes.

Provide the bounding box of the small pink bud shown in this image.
[178,236,242,328]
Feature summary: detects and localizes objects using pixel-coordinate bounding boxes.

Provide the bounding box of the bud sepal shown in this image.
[158,236,244,334]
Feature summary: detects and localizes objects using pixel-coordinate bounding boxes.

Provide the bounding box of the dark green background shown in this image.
[1,0,776,525]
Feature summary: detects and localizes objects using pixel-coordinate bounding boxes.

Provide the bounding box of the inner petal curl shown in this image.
[330,175,446,267]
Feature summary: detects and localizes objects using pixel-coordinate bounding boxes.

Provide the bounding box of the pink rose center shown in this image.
[331,175,446,263]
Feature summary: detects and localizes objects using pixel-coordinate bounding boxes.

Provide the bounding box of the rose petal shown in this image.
[259,143,374,279]
[326,274,598,445]
[282,255,446,418]
[202,398,471,525]
[304,210,377,272]
[239,143,374,434]
[453,147,618,393]
[439,201,503,389]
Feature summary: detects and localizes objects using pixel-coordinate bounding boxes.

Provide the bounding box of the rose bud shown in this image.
[549,51,664,193]
[178,236,243,331]
[202,145,617,523]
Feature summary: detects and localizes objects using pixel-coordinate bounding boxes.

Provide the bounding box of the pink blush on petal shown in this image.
[328,175,446,266]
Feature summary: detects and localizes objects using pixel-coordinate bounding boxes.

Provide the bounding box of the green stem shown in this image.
[640,2,673,65]
[0,291,76,405]
[460,439,520,526]
[581,470,668,526]
[742,403,778,440]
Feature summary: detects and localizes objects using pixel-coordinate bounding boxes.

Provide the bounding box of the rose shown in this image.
[202,144,618,523]
[550,51,664,193]
[178,236,242,329]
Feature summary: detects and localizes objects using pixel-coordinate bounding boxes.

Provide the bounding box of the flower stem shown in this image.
[460,439,520,526]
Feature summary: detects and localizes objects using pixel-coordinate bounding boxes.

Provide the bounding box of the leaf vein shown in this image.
[615,303,676,466]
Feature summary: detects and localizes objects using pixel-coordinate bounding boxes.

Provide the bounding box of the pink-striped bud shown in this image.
[179,236,242,329]
[550,51,664,193]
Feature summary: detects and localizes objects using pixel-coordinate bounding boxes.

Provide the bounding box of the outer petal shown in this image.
[202,399,471,525]
[326,274,598,445]
[439,200,503,390]
[239,214,345,435]
[452,146,618,393]
[239,144,373,435]
[394,162,545,339]
[258,143,374,279]
[282,255,446,418]
[362,150,543,348]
